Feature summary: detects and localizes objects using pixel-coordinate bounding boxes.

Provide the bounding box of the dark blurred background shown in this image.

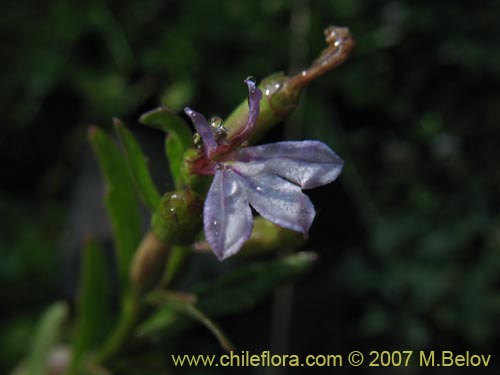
[1,0,500,373]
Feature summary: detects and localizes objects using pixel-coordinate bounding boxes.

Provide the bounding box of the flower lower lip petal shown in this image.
[187,78,344,260]
[203,169,253,260]
[234,172,316,235]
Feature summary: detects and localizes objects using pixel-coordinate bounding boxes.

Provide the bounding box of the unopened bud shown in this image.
[151,189,203,245]
[131,231,170,292]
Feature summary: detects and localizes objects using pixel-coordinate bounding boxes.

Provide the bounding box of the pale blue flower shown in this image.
[185,79,343,260]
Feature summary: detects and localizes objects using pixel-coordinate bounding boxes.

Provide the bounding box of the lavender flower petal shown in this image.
[233,141,344,189]
[185,107,218,157]
[229,79,263,146]
[244,78,262,134]
[234,172,315,235]
[204,169,253,260]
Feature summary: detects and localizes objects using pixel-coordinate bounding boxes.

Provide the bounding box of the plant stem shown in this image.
[95,290,140,363]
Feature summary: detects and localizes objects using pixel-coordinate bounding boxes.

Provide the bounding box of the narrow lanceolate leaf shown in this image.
[138,252,316,337]
[88,126,142,292]
[114,119,161,211]
[147,292,234,353]
[166,135,188,189]
[70,237,113,371]
[26,302,68,375]
[195,251,316,315]
[140,107,193,188]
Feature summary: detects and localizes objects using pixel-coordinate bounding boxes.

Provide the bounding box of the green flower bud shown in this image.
[237,217,306,257]
[151,189,203,245]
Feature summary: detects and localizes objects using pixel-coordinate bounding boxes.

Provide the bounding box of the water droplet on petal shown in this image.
[245,76,256,85]
[210,116,227,141]
[210,116,223,129]
[193,132,202,149]
[256,186,263,191]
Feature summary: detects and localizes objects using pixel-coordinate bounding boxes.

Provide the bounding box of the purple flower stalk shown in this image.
[185,78,344,260]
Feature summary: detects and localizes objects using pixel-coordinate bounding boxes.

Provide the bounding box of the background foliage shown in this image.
[1,0,500,373]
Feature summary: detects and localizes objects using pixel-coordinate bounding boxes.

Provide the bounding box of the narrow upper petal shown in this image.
[233,140,344,189]
[229,79,263,147]
[185,107,218,158]
[233,171,316,235]
[203,168,253,260]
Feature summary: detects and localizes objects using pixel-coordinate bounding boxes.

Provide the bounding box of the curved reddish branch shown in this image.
[284,26,355,94]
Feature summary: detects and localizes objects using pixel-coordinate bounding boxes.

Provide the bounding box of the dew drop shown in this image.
[193,132,202,148]
[245,76,256,85]
[210,116,223,129]
[264,82,281,97]
[215,126,228,139]
[210,116,227,141]
[256,186,263,191]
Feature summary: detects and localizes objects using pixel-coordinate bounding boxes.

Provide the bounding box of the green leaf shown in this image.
[138,252,316,337]
[114,119,161,211]
[165,136,188,189]
[148,292,234,352]
[182,303,234,352]
[26,302,68,375]
[195,251,316,315]
[88,126,142,293]
[139,107,193,189]
[70,237,113,371]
